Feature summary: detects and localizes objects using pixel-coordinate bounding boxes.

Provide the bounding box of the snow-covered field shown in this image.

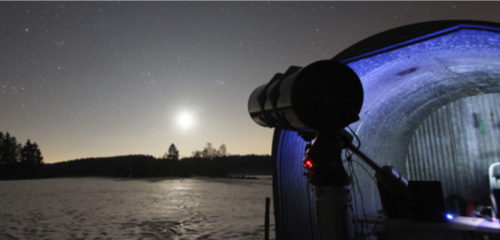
[0,177,275,240]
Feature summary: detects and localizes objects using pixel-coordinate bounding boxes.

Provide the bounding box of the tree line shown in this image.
[42,153,271,179]
[0,131,44,179]
[43,142,271,178]
[160,142,228,160]
[0,140,272,180]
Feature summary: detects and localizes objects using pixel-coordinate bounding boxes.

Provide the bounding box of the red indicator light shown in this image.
[303,159,313,170]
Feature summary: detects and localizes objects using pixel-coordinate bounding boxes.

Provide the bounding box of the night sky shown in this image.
[2,2,500,163]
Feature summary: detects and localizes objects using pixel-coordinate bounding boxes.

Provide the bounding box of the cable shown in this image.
[344,126,377,239]
[348,126,362,151]
[346,154,360,238]
[351,159,377,184]
[346,200,359,238]
[346,185,359,236]
[352,161,370,240]
[344,126,361,166]
[348,155,371,239]
[344,126,361,233]
[343,131,360,237]
[346,150,374,240]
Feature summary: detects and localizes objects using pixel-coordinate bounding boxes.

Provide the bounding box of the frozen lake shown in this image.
[0,177,275,240]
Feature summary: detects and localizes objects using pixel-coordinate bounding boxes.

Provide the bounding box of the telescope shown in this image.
[247,59,408,192]
[248,59,364,134]
[248,59,409,240]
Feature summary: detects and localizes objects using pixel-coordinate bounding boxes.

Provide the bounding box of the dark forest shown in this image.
[0,131,272,180]
[41,154,272,179]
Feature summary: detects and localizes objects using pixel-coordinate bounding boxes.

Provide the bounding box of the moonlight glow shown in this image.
[177,112,195,129]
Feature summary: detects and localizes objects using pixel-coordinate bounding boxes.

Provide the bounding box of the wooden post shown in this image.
[265,197,270,240]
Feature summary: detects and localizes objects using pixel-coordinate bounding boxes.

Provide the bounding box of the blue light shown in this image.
[339,26,500,189]
[274,20,500,234]
[340,24,500,64]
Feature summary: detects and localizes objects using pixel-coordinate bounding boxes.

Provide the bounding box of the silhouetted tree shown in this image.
[18,140,44,178]
[192,150,202,158]
[20,140,44,166]
[20,139,33,165]
[191,143,228,159]
[217,144,227,157]
[202,142,217,159]
[0,132,20,165]
[0,132,45,179]
[165,143,179,161]
[33,142,43,165]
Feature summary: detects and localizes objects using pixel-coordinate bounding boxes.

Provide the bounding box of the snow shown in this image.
[0,177,275,240]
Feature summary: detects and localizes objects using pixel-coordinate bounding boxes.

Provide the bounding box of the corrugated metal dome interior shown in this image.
[273,21,500,239]
[406,93,500,204]
[342,22,500,214]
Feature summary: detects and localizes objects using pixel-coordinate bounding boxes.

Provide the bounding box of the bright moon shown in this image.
[177,112,194,129]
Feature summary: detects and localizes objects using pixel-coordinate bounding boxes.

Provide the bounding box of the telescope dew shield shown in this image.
[248,60,364,132]
[248,84,271,127]
[248,73,284,128]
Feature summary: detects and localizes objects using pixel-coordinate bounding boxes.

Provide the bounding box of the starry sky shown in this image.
[2,1,500,163]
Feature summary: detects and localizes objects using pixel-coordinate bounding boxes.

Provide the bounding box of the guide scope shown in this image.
[248,60,364,132]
